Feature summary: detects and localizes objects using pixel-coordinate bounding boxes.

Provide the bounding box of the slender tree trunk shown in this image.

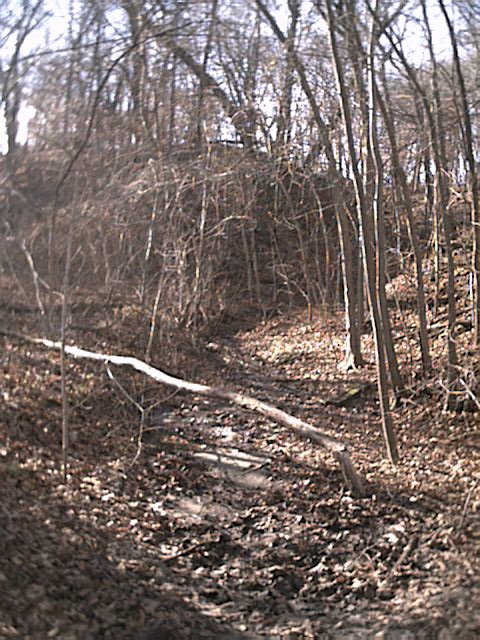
[195,0,218,149]
[377,71,431,375]
[5,78,21,162]
[168,52,177,149]
[122,0,147,145]
[256,0,363,367]
[342,0,401,384]
[276,0,300,148]
[325,0,398,464]
[438,0,480,346]
[364,4,403,396]
[420,0,457,404]
[383,1,457,404]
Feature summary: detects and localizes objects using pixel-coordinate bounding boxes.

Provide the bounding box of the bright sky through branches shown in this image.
[0,0,453,154]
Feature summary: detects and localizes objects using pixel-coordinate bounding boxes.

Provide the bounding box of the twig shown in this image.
[392,534,418,572]
[458,481,477,530]
[458,378,480,411]
[17,238,46,315]
[60,204,75,482]
[161,540,206,563]
[105,364,144,412]
[378,534,419,592]
[105,364,145,465]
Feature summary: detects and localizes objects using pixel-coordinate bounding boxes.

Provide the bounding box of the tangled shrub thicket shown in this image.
[1,147,339,351]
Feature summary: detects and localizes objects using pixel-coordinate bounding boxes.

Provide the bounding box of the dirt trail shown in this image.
[1,307,479,639]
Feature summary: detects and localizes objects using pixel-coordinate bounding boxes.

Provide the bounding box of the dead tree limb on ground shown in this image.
[3,333,366,496]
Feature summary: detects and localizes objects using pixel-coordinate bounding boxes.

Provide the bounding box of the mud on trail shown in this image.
[1,304,479,639]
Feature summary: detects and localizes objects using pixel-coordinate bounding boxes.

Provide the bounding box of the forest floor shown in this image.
[1,280,480,639]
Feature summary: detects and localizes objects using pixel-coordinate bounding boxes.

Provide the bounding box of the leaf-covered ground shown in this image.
[1,293,479,639]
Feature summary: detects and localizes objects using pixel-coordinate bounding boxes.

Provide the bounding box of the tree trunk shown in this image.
[383,1,457,405]
[420,0,458,404]
[438,0,480,346]
[365,4,403,397]
[325,0,398,464]
[377,71,431,375]
[256,0,363,368]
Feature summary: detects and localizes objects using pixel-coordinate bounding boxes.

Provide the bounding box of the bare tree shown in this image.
[324,0,398,464]
[376,66,431,374]
[438,0,480,346]
[257,0,364,368]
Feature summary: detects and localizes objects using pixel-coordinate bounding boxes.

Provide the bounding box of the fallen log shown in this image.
[3,333,366,496]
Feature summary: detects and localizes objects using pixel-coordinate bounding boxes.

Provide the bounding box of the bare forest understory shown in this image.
[2,0,480,636]
[1,270,479,639]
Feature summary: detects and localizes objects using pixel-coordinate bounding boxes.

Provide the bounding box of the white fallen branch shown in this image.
[6,333,366,496]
